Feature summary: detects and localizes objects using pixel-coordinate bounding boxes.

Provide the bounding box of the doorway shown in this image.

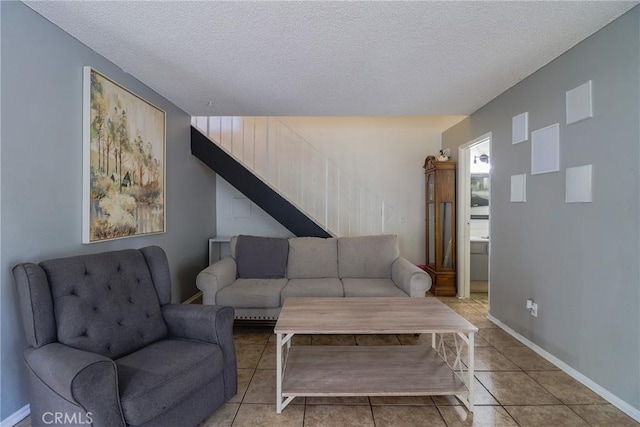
[457,133,491,299]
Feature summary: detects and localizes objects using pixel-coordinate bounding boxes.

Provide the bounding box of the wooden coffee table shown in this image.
[274,297,478,413]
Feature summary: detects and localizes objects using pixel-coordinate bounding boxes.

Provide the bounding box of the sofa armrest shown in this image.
[196,257,237,305]
[391,257,432,297]
[162,304,237,399]
[24,343,125,427]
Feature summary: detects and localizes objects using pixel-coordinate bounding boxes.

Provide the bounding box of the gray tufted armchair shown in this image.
[12,246,237,427]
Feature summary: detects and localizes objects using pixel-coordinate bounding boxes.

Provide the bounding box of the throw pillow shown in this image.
[235,235,289,279]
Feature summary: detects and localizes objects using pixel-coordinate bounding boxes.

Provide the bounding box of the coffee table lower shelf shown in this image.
[281,345,468,398]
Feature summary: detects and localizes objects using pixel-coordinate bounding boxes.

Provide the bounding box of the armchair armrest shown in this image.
[162,304,234,346]
[196,257,237,305]
[24,343,125,427]
[391,257,432,297]
[162,304,237,399]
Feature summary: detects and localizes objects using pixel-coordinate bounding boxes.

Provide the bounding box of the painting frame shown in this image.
[82,66,166,243]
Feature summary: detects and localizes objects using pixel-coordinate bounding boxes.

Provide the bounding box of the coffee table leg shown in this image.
[276,333,283,414]
[276,333,296,414]
[452,331,475,413]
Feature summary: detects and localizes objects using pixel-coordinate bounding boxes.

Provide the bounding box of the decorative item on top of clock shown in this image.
[437,149,451,161]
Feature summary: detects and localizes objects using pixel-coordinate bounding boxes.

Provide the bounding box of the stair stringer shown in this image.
[191,126,332,238]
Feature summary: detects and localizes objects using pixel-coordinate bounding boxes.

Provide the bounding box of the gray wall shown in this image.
[443,7,639,411]
[0,2,217,420]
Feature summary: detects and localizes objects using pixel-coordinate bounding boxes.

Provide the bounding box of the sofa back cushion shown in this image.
[230,236,238,258]
[235,235,289,279]
[40,249,168,359]
[338,235,399,279]
[287,237,338,279]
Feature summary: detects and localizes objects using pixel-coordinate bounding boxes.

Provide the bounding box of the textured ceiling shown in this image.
[26,1,637,116]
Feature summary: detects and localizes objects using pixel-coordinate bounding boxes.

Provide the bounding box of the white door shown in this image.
[456,134,491,299]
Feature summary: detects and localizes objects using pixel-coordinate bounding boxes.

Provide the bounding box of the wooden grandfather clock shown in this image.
[423,156,456,296]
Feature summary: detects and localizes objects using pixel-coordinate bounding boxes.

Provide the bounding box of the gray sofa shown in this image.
[196,234,431,320]
[13,246,237,427]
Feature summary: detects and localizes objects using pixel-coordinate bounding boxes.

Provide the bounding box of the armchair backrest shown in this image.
[13,246,170,359]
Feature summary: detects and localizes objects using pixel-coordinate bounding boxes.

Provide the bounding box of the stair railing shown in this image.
[192,116,395,237]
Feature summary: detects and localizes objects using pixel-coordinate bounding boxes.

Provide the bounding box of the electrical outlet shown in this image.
[526,299,538,317]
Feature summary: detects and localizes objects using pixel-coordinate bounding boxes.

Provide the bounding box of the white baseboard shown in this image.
[1,404,30,427]
[182,291,203,304]
[487,314,640,423]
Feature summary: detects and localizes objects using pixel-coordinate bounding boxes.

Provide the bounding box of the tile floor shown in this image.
[200,293,638,427]
[14,293,639,427]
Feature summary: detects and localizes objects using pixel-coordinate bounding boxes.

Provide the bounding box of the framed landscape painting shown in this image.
[82,67,166,243]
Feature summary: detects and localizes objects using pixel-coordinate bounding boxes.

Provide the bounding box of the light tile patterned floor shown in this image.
[200,293,638,427]
[13,293,639,427]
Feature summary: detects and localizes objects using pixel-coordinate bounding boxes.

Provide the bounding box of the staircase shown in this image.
[191,116,393,237]
[191,126,329,237]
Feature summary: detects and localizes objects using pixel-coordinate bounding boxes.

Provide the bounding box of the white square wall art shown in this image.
[512,112,529,144]
[566,80,593,125]
[566,165,593,203]
[531,123,560,175]
[510,174,526,202]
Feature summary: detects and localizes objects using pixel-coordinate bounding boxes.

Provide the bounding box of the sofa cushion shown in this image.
[342,278,408,297]
[116,338,224,425]
[216,278,288,308]
[287,237,338,279]
[235,235,289,279]
[338,235,399,279]
[281,278,344,304]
